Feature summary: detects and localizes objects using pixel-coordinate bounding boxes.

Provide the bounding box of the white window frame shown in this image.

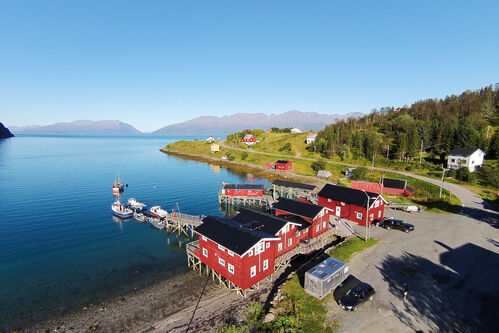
[356,212,363,219]
[288,238,292,247]
[374,200,379,208]
[322,221,326,229]
[316,224,319,232]
[370,213,374,221]
[297,230,301,236]
[249,249,253,257]
[278,243,282,252]
[201,236,207,241]
[218,257,225,267]
[263,259,268,271]
[378,210,382,218]
[227,250,234,257]
[250,265,256,277]
[266,242,270,249]
[328,198,331,202]
[218,244,225,251]
[259,242,264,252]
[202,248,208,257]
[228,263,234,274]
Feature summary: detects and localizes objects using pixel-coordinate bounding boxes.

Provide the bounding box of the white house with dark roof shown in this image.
[306,133,318,144]
[447,147,485,172]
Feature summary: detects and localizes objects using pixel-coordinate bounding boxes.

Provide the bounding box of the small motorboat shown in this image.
[133,211,146,222]
[149,218,165,230]
[112,200,133,218]
[150,206,168,219]
[128,198,147,211]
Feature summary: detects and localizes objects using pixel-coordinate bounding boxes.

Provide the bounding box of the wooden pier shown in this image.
[138,211,204,238]
[218,190,275,209]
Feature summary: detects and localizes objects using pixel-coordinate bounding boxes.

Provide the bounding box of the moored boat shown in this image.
[112,173,125,193]
[112,200,133,218]
[133,211,146,222]
[149,206,168,219]
[128,198,147,210]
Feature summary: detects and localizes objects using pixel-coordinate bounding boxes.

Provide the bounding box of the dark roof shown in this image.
[381,178,406,190]
[223,184,265,190]
[318,184,379,207]
[448,147,479,157]
[195,216,278,256]
[275,160,290,164]
[280,214,312,231]
[273,198,324,220]
[233,208,299,236]
[272,179,316,191]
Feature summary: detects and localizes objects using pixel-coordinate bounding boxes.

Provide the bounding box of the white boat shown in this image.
[150,206,168,219]
[149,218,165,230]
[133,212,146,222]
[128,198,147,210]
[112,201,133,218]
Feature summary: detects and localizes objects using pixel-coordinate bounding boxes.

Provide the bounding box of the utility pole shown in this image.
[363,190,369,241]
[439,169,446,199]
[386,145,389,160]
[371,153,375,170]
[419,140,423,164]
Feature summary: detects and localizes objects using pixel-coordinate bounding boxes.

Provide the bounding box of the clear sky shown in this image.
[1,1,498,132]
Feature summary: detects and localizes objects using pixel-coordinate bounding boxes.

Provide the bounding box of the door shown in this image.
[335,206,341,217]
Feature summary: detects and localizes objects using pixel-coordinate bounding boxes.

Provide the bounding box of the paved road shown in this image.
[330,209,499,333]
[219,141,497,215]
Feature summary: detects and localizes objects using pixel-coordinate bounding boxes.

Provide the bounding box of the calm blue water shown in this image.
[0,135,270,329]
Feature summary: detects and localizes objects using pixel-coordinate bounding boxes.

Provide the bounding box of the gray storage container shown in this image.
[304,257,349,299]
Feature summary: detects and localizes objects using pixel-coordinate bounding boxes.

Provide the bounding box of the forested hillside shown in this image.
[309,85,499,161]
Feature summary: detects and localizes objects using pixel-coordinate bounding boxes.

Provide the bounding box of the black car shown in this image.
[378,218,414,232]
[334,275,375,311]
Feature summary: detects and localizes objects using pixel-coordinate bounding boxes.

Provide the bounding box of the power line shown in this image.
[185,275,210,333]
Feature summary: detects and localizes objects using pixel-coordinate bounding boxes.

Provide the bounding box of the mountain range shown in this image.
[153,110,364,135]
[0,122,14,139]
[8,111,364,135]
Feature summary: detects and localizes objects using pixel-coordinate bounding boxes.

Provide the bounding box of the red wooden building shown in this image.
[222,184,264,197]
[273,198,331,239]
[275,160,292,170]
[317,184,387,226]
[241,134,256,145]
[350,181,383,194]
[194,208,302,291]
[350,178,414,196]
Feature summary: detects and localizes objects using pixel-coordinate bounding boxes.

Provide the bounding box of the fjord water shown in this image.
[0,135,270,329]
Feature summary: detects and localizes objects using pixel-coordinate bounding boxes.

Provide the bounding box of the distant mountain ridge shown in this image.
[0,122,14,138]
[10,120,142,135]
[153,110,364,135]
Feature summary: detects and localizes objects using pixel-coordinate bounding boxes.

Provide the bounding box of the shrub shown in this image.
[241,152,248,160]
[279,142,292,154]
[350,166,368,180]
[228,155,236,161]
[311,159,327,172]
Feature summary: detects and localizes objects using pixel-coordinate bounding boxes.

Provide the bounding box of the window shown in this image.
[263,259,268,271]
[341,202,345,206]
[202,248,208,257]
[374,200,379,208]
[316,224,319,232]
[218,257,225,267]
[286,224,290,232]
[201,236,207,241]
[297,230,301,236]
[288,238,292,247]
[218,244,225,251]
[322,221,326,229]
[266,242,270,249]
[451,158,455,163]
[259,242,264,252]
[227,250,234,257]
[278,243,282,252]
[328,198,332,202]
[249,249,253,257]
[228,263,234,274]
[370,213,374,221]
[356,212,363,219]
[250,265,256,277]
[378,211,382,218]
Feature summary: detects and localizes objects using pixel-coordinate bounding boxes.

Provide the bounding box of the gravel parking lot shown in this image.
[328,208,499,333]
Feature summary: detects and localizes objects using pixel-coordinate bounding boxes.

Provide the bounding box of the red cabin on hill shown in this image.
[223,184,264,197]
[241,134,256,145]
[317,184,387,226]
[194,208,302,291]
[273,198,331,240]
[275,160,292,170]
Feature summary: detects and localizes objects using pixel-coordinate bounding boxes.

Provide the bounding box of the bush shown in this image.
[456,167,475,183]
[350,166,368,180]
[279,142,292,154]
[241,152,248,160]
[228,155,236,161]
[311,159,327,172]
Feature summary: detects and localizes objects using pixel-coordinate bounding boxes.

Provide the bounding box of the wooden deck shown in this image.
[218,191,275,208]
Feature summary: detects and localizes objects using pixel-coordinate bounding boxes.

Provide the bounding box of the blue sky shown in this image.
[1,1,498,132]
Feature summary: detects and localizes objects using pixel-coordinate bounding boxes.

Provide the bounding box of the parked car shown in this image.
[334,275,375,311]
[378,217,415,232]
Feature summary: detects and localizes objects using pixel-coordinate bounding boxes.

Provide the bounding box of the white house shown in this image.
[205,136,215,143]
[306,133,318,144]
[290,128,302,134]
[447,147,485,172]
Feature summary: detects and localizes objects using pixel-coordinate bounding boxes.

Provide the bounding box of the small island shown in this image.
[0,122,14,139]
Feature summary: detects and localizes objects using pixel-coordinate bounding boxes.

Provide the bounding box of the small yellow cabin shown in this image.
[211,143,220,153]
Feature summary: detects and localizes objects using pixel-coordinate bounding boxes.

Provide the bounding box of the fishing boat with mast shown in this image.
[127,198,147,211]
[112,173,125,193]
[111,199,133,218]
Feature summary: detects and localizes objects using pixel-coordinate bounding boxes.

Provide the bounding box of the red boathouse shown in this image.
[275,160,292,170]
[273,198,331,239]
[222,184,264,197]
[317,184,387,226]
